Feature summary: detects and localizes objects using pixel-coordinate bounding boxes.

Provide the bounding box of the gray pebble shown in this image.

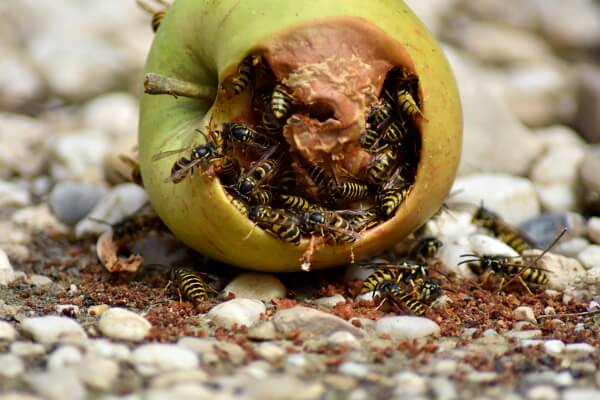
[48,182,106,226]
[519,212,585,249]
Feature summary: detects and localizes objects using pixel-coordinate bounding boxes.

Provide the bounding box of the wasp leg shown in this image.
[177,287,183,304]
[516,275,534,296]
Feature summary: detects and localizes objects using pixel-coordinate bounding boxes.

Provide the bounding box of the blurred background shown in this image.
[0,0,599,237]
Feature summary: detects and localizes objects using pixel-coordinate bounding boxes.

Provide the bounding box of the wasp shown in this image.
[413,277,443,303]
[366,145,400,185]
[360,261,429,294]
[360,127,385,151]
[235,146,282,201]
[381,119,409,143]
[374,279,426,315]
[255,92,284,135]
[225,192,248,215]
[247,205,302,245]
[350,207,381,231]
[222,122,278,150]
[218,156,240,186]
[306,163,333,190]
[300,210,360,244]
[136,0,169,32]
[410,236,443,264]
[170,267,212,303]
[396,88,423,118]
[271,84,296,120]
[230,56,254,95]
[152,129,223,184]
[117,154,143,187]
[472,204,533,254]
[367,99,395,125]
[278,194,317,212]
[329,181,371,201]
[377,166,413,217]
[275,168,296,192]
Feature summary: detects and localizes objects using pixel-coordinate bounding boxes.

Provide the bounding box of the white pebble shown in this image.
[394,371,427,395]
[78,356,120,391]
[554,371,574,387]
[0,248,15,285]
[24,368,85,400]
[565,343,597,353]
[577,245,600,269]
[338,361,369,378]
[0,354,24,378]
[543,340,565,354]
[50,130,110,183]
[313,294,346,308]
[75,183,148,237]
[0,180,30,208]
[89,338,131,361]
[513,306,537,324]
[97,308,151,341]
[527,385,559,400]
[469,234,520,257]
[255,342,285,363]
[82,92,139,138]
[375,316,440,339]
[207,298,265,328]
[587,217,600,244]
[554,237,591,257]
[132,343,199,376]
[10,341,45,357]
[47,345,83,369]
[11,204,68,234]
[0,113,49,178]
[285,354,308,372]
[0,320,17,341]
[21,316,86,344]
[26,274,53,287]
[222,273,286,302]
[328,331,360,349]
[536,183,578,213]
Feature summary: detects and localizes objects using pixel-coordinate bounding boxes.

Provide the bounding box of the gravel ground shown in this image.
[1,1,600,399]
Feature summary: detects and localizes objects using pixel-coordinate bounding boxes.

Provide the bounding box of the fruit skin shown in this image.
[138,0,463,272]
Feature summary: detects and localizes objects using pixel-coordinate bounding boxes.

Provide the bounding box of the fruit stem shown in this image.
[144,72,216,100]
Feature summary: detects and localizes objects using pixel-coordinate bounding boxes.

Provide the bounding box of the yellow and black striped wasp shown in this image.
[247,205,302,245]
[151,128,225,184]
[376,165,414,218]
[233,144,284,203]
[458,228,566,295]
[299,209,361,245]
[471,203,533,254]
[222,122,279,151]
[360,260,429,294]
[410,236,443,264]
[136,0,170,32]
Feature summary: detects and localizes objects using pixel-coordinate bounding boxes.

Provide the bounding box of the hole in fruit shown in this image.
[305,101,336,123]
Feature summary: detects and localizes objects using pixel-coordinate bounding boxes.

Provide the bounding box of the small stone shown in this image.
[0,320,17,341]
[255,342,285,363]
[0,113,49,178]
[554,371,574,387]
[207,298,265,329]
[78,356,120,391]
[24,369,86,400]
[48,182,106,226]
[11,204,68,234]
[132,343,199,376]
[273,306,364,338]
[75,183,148,237]
[244,376,325,400]
[50,130,110,183]
[513,321,536,331]
[88,338,131,362]
[47,345,83,369]
[222,272,286,302]
[394,371,427,395]
[536,184,578,213]
[313,294,346,308]
[240,361,272,380]
[513,306,537,324]
[553,237,590,257]
[26,274,53,287]
[338,362,368,378]
[285,354,308,373]
[0,354,24,378]
[97,308,151,341]
[145,385,212,400]
[451,174,540,225]
[0,180,30,208]
[519,212,586,249]
[577,245,600,269]
[247,321,277,341]
[543,340,565,355]
[575,64,600,143]
[375,316,440,339]
[0,52,44,111]
[531,251,586,291]
[432,359,458,376]
[328,331,360,349]
[531,147,584,187]
[10,341,45,357]
[466,371,499,384]
[505,330,543,340]
[0,248,15,285]
[469,234,519,257]
[88,304,109,317]
[527,385,559,400]
[563,388,600,400]
[587,217,600,244]
[539,0,600,49]
[565,343,597,354]
[21,316,86,344]
[150,370,208,388]
[213,341,246,365]
[429,377,457,400]
[82,92,139,139]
